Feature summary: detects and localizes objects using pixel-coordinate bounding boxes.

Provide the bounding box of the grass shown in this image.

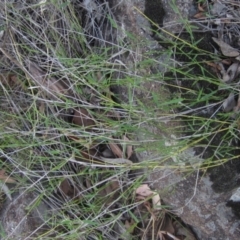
[0,0,239,239]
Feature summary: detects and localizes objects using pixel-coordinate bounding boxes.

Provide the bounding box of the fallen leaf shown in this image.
[212,37,240,57]
[109,142,123,158]
[27,61,69,98]
[152,193,161,209]
[72,108,95,128]
[59,178,81,200]
[0,169,16,183]
[123,135,133,159]
[222,62,240,82]
[198,3,205,12]
[136,184,161,210]
[98,179,119,198]
[78,148,99,162]
[135,184,153,197]
[60,178,74,198]
[125,219,135,234]
[0,73,24,90]
[223,93,236,112]
[205,61,221,75]
[221,59,232,65]
[193,12,207,19]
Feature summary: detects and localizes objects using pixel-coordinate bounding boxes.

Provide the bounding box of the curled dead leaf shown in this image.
[222,63,240,82]
[136,184,161,209]
[109,142,123,158]
[135,184,153,197]
[212,37,239,57]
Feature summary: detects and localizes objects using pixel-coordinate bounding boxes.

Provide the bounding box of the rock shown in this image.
[0,190,51,240]
[111,0,240,239]
[149,169,240,239]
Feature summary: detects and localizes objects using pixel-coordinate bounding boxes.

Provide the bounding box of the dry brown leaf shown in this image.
[59,178,81,200]
[193,12,207,19]
[7,74,20,87]
[198,3,205,12]
[109,142,123,158]
[125,219,135,234]
[0,169,16,183]
[98,179,119,197]
[136,184,161,210]
[27,61,69,97]
[0,73,24,90]
[205,61,221,74]
[123,135,133,159]
[78,148,99,162]
[212,37,240,57]
[60,178,74,198]
[221,59,232,65]
[97,179,120,205]
[72,108,95,128]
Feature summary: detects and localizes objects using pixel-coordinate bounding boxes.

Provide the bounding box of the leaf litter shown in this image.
[0,70,195,239]
[193,0,240,117]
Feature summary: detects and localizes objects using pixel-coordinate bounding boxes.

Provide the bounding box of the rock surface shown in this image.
[0,190,51,240]
[112,0,240,239]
